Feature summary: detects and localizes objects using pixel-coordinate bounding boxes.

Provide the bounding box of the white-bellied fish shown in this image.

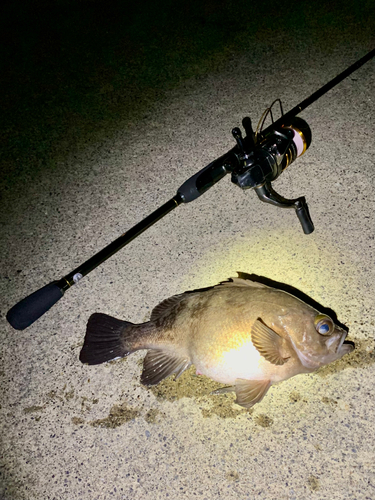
[79,277,354,408]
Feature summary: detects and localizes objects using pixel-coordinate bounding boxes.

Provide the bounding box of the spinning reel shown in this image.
[178,99,313,233]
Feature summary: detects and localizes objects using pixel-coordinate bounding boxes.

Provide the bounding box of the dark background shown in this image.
[1,0,374,190]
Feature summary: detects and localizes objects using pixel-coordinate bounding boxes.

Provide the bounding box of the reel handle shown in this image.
[255,182,314,234]
[295,199,314,234]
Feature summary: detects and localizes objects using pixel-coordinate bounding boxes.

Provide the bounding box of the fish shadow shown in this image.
[186,271,348,331]
[236,272,348,332]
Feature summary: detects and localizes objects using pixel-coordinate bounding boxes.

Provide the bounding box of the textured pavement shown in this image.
[1,1,374,499]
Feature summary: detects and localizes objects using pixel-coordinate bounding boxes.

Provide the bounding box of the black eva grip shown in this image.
[177,156,228,203]
[6,281,64,330]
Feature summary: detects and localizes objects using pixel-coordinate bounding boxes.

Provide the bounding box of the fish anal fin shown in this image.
[141,349,191,386]
[251,318,291,366]
[235,378,271,408]
[211,386,236,395]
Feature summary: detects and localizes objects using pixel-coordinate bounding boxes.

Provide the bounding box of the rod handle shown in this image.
[177,155,231,203]
[6,281,64,330]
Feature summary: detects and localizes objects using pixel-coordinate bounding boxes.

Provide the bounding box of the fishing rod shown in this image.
[7,48,375,330]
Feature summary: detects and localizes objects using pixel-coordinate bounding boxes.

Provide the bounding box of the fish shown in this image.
[79,276,354,408]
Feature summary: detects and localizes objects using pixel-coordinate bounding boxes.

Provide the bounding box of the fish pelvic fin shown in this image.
[79,313,136,365]
[141,349,191,386]
[251,318,290,366]
[235,378,271,408]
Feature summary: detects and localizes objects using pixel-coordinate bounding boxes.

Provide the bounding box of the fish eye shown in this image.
[314,314,334,336]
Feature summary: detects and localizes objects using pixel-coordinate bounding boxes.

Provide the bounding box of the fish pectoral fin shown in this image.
[235,379,271,408]
[141,349,191,386]
[251,318,290,366]
[211,386,236,395]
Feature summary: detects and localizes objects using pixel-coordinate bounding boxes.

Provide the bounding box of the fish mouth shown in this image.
[336,331,355,353]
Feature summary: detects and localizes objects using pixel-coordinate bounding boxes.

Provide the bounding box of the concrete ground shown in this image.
[1,1,374,499]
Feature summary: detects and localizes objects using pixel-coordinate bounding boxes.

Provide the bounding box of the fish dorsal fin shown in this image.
[151,277,266,323]
[141,349,191,386]
[251,319,290,366]
[150,294,186,324]
[219,277,269,289]
[235,378,271,408]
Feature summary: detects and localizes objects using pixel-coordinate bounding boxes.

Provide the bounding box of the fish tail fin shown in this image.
[79,312,137,365]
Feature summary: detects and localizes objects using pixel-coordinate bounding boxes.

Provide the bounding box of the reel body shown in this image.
[225,104,314,235]
[231,116,312,189]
